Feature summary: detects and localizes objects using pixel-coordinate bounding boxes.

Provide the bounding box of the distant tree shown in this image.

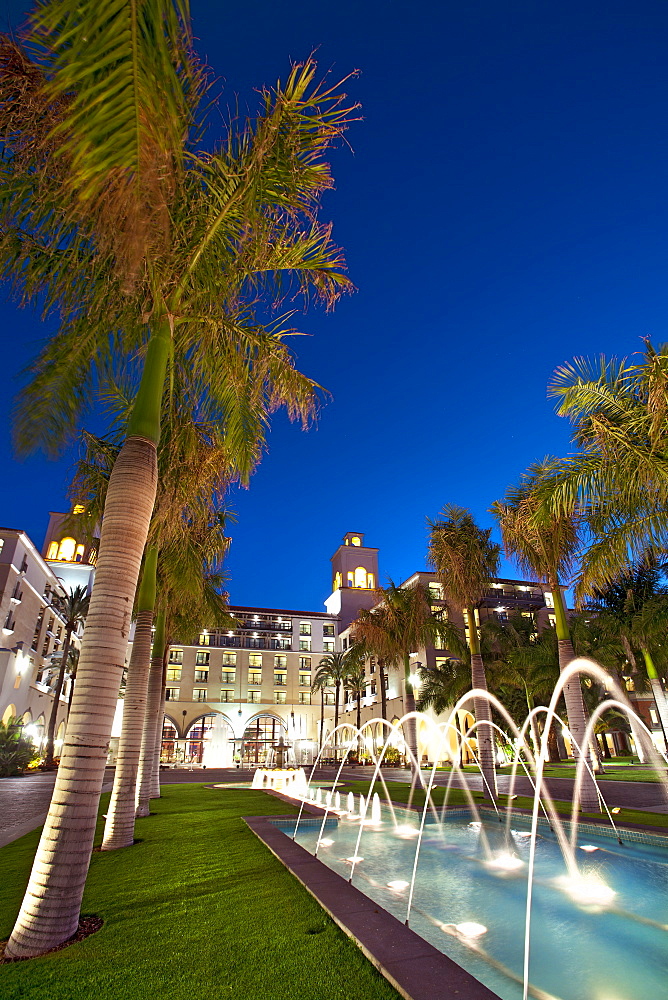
[42,586,90,768]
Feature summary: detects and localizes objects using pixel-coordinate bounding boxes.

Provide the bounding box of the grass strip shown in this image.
[0,785,400,1000]
[338,780,668,829]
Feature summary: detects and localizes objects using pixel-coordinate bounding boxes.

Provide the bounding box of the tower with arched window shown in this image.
[324,532,380,628]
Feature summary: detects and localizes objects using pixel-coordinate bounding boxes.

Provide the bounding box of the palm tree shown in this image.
[311,669,331,755]
[313,651,353,760]
[491,466,601,810]
[351,581,462,772]
[343,642,366,757]
[42,585,90,768]
[1,4,356,957]
[427,507,501,800]
[544,342,668,598]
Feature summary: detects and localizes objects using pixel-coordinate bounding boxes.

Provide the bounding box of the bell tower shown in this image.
[324,532,380,629]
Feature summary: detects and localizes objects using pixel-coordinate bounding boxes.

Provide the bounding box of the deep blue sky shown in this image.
[2,0,668,611]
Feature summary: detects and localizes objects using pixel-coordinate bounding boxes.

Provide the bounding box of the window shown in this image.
[198,632,210,646]
[347,571,354,587]
[248,690,261,704]
[248,654,262,668]
[165,688,180,701]
[323,641,334,653]
[354,566,367,589]
[299,656,311,670]
[324,692,335,705]
[274,671,287,686]
[195,651,210,666]
[299,672,311,687]
[193,688,207,702]
[273,636,291,650]
[57,537,76,562]
[247,637,263,649]
[167,668,181,682]
[223,652,237,665]
[367,573,375,589]
[195,669,209,683]
[46,541,59,560]
[433,634,446,649]
[369,656,376,674]
[299,638,311,652]
[333,571,342,590]
[221,670,235,685]
[274,691,287,705]
[323,625,335,637]
[370,682,377,695]
[42,638,49,656]
[298,692,311,705]
[248,671,262,685]
[32,611,44,649]
[75,543,85,563]
[351,536,361,546]
[220,690,235,703]
[299,621,312,635]
[435,657,449,670]
[274,655,287,669]
[169,649,183,665]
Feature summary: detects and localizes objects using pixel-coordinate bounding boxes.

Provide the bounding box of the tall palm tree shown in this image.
[342,642,366,756]
[313,650,354,760]
[491,466,601,810]
[351,581,462,772]
[427,507,501,800]
[1,4,356,957]
[42,585,90,768]
[311,669,331,755]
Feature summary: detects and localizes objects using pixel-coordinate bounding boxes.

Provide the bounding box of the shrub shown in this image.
[0,717,40,776]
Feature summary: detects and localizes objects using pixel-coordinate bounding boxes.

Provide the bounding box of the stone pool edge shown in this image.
[244,809,501,1000]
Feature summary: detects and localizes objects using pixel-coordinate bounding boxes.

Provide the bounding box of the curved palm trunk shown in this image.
[5,435,158,958]
[403,654,419,772]
[135,610,166,817]
[643,649,668,752]
[551,587,600,811]
[379,657,387,723]
[465,609,497,802]
[42,624,74,768]
[102,547,158,850]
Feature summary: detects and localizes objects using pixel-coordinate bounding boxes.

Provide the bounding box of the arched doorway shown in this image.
[242,714,287,765]
[160,716,180,764]
[185,713,234,767]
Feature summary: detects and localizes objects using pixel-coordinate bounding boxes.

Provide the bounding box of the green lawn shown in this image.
[341,779,668,830]
[456,763,668,783]
[0,785,400,1000]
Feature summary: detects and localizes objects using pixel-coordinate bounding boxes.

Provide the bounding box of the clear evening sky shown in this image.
[1,1,667,611]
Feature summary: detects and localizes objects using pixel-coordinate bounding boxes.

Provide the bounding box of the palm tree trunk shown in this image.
[42,625,74,768]
[5,434,158,958]
[101,547,158,850]
[643,649,668,751]
[551,587,601,811]
[356,691,362,756]
[465,609,497,801]
[319,688,325,753]
[149,651,168,799]
[403,653,419,770]
[334,680,340,761]
[379,657,387,723]
[136,609,166,817]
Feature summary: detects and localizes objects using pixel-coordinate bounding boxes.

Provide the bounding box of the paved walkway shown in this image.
[1,764,665,849]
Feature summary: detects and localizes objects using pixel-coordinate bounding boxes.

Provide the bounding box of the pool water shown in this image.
[277,813,668,1000]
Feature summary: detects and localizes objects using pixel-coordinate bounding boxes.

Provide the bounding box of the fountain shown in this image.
[201,712,233,767]
[280,658,668,1000]
[250,734,308,795]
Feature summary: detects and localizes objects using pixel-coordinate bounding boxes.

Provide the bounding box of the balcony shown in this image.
[479,588,545,610]
[238,619,292,632]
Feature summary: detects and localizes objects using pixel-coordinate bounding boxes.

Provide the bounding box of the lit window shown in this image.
[195,669,209,683]
[165,688,180,701]
[333,572,342,590]
[248,671,262,685]
[169,649,183,664]
[223,652,237,665]
[299,621,311,636]
[195,651,210,666]
[75,544,85,563]
[89,548,97,565]
[347,571,354,587]
[323,625,335,637]
[274,655,287,669]
[299,656,311,669]
[274,671,287,686]
[274,691,287,704]
[367,573,375,590]
[72,504,85,514]
[248,654,262,667]
[193,688,207,702]
[428,583,443,600]
[544,592,554,608]
[220,690,235,703]
[298,692,311,705]
[57,537,76,562]
[167,668,181,682]
[324,692,335,705]
[299,638,311,652]
[323,641,334,653]
[354,566,367,589]
[351,536,361,546]
[248,690,261,704]
[221,670,235,684]
[46,542,59,560]
[199,632,210,646]
[299,672,311,687]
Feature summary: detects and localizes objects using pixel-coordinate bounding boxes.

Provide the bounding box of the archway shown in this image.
[160,716,180,764]
[185,713,234,767]
[2,704,16,726]
[242,713,287,765]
